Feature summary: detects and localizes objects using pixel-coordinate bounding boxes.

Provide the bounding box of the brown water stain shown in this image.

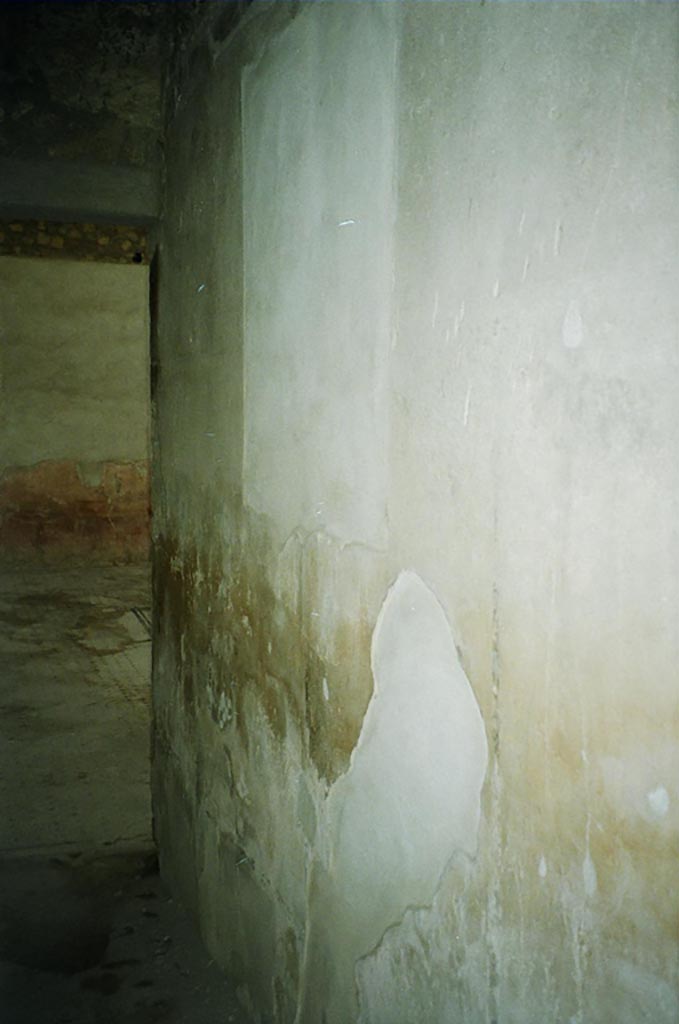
[0,459,150,564]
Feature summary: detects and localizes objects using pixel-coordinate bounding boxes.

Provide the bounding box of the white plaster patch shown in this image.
[647,785,670,818]
[297,570,488,1023]
[332,568,487,908]
[322,677,330,702]
[599,749,677,822]
[538,855,547,879]
[562,298,584,349]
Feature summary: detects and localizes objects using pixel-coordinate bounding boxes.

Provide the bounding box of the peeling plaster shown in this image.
[296,571,488,1023]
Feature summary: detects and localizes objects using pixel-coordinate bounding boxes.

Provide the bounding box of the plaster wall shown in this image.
[0,157,158,225]
[0,2,164,223]
[0,256,150,561]
[153,4,679,1022]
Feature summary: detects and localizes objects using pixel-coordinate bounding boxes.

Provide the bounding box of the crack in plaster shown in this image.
[277,524,388,563]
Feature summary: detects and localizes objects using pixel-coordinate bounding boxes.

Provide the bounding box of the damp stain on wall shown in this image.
[0,459,150,563]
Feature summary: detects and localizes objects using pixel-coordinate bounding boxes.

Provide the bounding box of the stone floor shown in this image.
[0,564,251,1024]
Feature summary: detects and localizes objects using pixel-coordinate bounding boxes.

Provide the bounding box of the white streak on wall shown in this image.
[583,851,597,897]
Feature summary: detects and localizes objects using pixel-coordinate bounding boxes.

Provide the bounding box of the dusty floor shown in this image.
[0,565,252,1024]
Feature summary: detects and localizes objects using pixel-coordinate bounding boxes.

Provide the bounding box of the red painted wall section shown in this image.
[1,242,150,565]
[0,459,150,563]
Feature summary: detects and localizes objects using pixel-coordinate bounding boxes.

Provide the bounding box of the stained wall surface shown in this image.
[0,2,165,223]
[153,3,679,1022]
[0,255,150,561]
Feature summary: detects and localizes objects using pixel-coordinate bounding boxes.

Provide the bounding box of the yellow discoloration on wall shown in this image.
[153,2,679,1021]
